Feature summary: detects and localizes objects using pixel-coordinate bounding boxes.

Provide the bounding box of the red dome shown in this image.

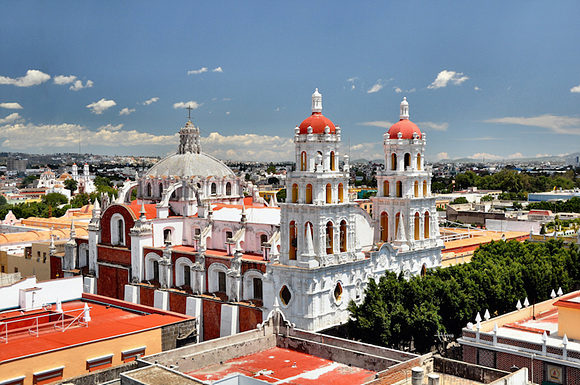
[387,119,421,139]
[298,112,336,135]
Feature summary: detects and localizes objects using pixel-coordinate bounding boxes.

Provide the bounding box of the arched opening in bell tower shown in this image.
[301,152,307,171]
[291,184,298,203]
[326,183,332,203]
[305,184,313,204]
[289,221,297,260]
[417,153,422,170]
[325,222,334,254]
[383,180,389,197]
[424,211,430,239]
[414,212,420,240]
[396,181,402,197]
[391,153,397,170]
[404,153,411,170]
[338,183,344,203]
[414,181,419,197]
[340,220,347,252]
[423,180,428,197]
[380,212,388,242]
[330,151,336,171]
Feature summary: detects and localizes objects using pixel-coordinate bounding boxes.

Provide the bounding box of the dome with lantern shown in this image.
[387,97,422,140]
[297,88,337,135]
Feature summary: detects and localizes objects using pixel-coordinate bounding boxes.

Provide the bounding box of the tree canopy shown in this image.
[348,239,580,353]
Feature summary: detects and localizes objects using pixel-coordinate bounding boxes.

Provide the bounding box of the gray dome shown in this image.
[146,152,234,179]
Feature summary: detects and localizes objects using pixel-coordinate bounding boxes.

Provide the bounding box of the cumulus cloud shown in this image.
[173,101,202,109]
[357,121,394,129]
[0,69,50,87]
[467,152,524,161]
[367,80,384,94]
[188,67,208,75]
[141,97,159,105]
[484,114,580,135]
[97,124,124,131]
[70,79,93,91]
[437,152,449,160]
[474,86,481,91]
[347,77,358,91]
[86,98,116,115]
[212,67,223,73]
[0,121,178,151]
[417,121,449,131]
[0,102,23,109]
[571,85,580,93]
[0,113,24,124]
[54,75,77,85]
[119,108,135,116]
[428,70,469,89]
[346,141,383,161]
[394,86,416,94]
[202,132,294,162]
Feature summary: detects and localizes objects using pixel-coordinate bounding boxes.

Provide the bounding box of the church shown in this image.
[59,90,442,337]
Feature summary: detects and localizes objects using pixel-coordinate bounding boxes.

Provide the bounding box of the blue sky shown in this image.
[0,1,579,162]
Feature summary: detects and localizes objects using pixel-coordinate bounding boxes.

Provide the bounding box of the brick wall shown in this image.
[169,291,187,314]
[239,305,263,332]
[568,367,580,384]
[478,349,495,367]
[140,285,155,307]
[202,298,222,341]
[97,246,132,266]
[365,356,424,384]
[463,345,476,364]
[496,351,532,382]
[241,261,266,275]
[97,264,129,299]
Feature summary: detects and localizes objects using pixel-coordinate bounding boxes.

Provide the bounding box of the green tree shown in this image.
[276,188,286,202]
[19,175,38,188]
[42,193,69,207]
[70,193,90,208]
[64,179,78,193]
[451,197,468,205]
[481,195,494,202]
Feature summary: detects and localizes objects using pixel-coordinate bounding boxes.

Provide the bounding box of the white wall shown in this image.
[0,276,83,311]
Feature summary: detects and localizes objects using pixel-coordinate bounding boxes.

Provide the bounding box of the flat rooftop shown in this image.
[0,295,189,364]
[186,346,376,384]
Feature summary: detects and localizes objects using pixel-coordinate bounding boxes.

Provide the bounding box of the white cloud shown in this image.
[119,108,135,116]
[173,101,202,109]
[367,80,384,94]
[97,124,123,131]
[0,69,50,87]
[417,121,449,131]
[535,153,550,158]
[347,77,358,91]
[0,113,24,124]
[188,67,208,75]
[571,85,580,93]
[428,70,469,89]
[357,121,394,129]
[86,98,116,115]
[474,86,481,91]
[484,114,580,135]
[394,86,416,94]
[202,132,294,162]
[437,152,449,160]
[54,75,77,85]
[142,97,159,105]
[466,152,524,161]
[0,102,23,110]
[345,141,383,161]
[0,121,178,151]
[212,67,223,73]
[226,111,231,115]
[70,79,93,91]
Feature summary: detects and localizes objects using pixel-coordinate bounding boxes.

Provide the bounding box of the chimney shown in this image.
[411,367,424,385]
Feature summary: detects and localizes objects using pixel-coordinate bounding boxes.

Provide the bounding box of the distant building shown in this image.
[6,158,27,174]
[528,190,580,202]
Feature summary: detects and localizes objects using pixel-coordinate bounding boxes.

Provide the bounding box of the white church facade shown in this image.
[61,91,442,334]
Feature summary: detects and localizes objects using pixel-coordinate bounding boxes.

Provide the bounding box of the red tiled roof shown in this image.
[127,202,157,220]
[298,112,336,135]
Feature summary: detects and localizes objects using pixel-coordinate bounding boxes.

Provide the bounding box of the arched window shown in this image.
[292,183,298,203]
[289,221,297,260]
[301,152,307,171]
[423,180,428,197]
[145,253,162,282]
[421,264,427,277]
[253,277,263,300]
[260,233,268,246]
[326,183,332,204]
[414,212,420,240]
[396,181,402,197]
[158,183,163,196]
[225,182,232,195]
[380,212,388,242]
[391,153,397,170]
[395,213,401,239]
[153,260,160,282]
[414,181,419,197]
[340,220,347,252]
[338,183,344,203]
[146,183,152,196]
[305,184,313,204]
[304,222,313,236]
[211,183,217,195]
[183,265,191,287]
[218,271,226,292]
[417,153,422,170]
[326,221,334,254]
[404,153,411,170]
[111,214,125,246]
[330,151,336,171]
[424,211,430,239]
[383,180,389,197]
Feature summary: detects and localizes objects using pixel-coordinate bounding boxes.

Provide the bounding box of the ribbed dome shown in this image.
[146,152,234,178]
[387,119,422,140]
[298,112,336,135]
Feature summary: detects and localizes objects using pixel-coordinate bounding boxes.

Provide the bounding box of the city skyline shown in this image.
[0,1,579,162]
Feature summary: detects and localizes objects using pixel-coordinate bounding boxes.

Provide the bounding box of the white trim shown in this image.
[144,252,162,281]
[110,213,125,246]
[243,269,264,301]
[0,376,25,385]
[207,263,228,293]
[86,353,114,364]
[175,257,194,287]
